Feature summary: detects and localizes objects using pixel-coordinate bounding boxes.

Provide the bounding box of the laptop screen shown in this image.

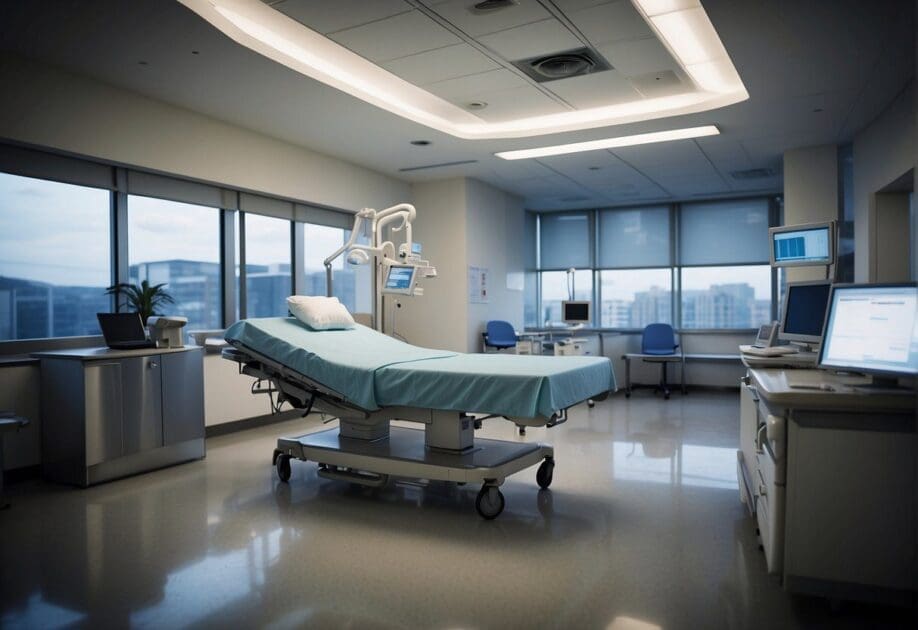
[97,313,147,344]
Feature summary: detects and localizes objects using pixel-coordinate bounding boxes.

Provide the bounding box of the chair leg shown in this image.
[661,363,670,400]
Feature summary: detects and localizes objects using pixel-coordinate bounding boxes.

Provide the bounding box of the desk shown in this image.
[739,367,916,604]
[621,353,685,398]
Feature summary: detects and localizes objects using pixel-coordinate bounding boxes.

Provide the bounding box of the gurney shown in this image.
[224,317,616,519]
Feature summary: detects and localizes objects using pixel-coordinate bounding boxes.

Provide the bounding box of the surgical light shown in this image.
[494,125,719,160]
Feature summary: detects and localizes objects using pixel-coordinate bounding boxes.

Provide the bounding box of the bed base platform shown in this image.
[273,426,554,519]
[224,345,563,519]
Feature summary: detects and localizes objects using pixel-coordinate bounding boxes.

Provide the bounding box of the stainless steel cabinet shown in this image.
[36,346,205,487]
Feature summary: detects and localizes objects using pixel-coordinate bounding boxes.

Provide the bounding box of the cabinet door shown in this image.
[121,355,164,455]
[161,350,205,445]
[84,362,124,466]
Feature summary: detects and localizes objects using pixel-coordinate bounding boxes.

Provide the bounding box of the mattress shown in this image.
[225,318,616,418]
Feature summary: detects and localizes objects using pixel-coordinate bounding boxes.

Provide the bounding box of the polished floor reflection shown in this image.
[1,391,914,629]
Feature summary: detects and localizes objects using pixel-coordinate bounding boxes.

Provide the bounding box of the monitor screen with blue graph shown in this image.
[769,221,835,267]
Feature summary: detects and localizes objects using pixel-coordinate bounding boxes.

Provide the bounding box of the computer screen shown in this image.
[818,284,918,376]
[770,222,834,267]
[562,301,591,324]
[384,265,415,292]
[779,281,832,343]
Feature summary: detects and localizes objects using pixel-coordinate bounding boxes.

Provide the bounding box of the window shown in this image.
[244,213,292,317]
[540,270,592,325]
[598,206,670,268]
[539,212,592,269]
[679,199,770,265]
[600,269,672,328]
[680,265,772,329]
[302,223,372,314]
[128,196,221,329]
[0,172,111,340]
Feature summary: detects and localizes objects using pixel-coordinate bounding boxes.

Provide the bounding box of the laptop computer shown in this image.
[97,313,157,350]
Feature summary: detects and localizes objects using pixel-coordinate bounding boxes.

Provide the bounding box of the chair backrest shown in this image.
[642,323,677,354]
[485,320,517,346]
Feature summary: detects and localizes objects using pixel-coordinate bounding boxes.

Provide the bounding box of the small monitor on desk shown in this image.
[818,283,918,379]
[562,301,591,325]
[770,221,835,267]
[779,280,832,346]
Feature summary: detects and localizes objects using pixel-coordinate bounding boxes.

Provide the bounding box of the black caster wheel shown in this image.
[588,400,595,408]
[272,448,283,465]
[475,485,505,520]
[536,458,555,489]
[276,455,292,482]
[518,426,526,436]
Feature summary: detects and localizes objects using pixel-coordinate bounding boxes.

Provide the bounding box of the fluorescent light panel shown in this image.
[495,125,719,160]
[180,0,747,140]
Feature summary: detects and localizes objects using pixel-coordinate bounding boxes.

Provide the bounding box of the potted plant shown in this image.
[105,280,175,324]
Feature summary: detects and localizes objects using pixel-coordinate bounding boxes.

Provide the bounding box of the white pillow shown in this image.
[286,295,355,330]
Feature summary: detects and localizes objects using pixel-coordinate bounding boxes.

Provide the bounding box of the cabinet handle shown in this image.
[148,362,159,369]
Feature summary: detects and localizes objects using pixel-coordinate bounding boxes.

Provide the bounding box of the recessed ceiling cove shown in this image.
[179,0,749,139]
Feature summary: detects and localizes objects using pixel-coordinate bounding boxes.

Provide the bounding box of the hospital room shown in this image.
[0,0,916,628]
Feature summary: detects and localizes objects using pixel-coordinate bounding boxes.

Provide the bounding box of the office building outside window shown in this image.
[0,172,111,340]
[128,196,222,329]
[245,213,292,317]
[600,269,672,328]
[680,266,772,329]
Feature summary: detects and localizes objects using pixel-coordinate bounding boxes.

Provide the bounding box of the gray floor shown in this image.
[1,391,914,629]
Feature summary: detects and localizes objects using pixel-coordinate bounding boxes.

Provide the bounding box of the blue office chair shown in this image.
[482,320,517,352]
[641,323,679,399]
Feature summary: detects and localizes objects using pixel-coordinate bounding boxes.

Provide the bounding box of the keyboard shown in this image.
[739,344,799,357]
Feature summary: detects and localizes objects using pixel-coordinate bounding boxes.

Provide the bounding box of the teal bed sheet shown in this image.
[225,318,616,417]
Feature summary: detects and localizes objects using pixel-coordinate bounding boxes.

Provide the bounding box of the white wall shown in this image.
[395,177,526,353]
[782,144,839,282]
[392,178,469,351]
[0,53,411,211]
[465,179,526,352]
[853,82,916,282]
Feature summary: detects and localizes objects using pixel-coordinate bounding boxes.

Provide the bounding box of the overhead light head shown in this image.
[346,249,370,265]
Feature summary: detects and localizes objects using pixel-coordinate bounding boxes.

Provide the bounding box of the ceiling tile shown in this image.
[270,0,411,35]
[424,0,552,37]
[328,11,461,63]
[462,85,569,121]
[597,37,679,78]
[568,0,652,46]
[546,69,639,109]
[383,43,499,85]
[425,68,527,100]
[477,19,582,61]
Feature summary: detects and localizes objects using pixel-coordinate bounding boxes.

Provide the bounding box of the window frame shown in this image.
[533,196,782,333]
[0,144,362,354]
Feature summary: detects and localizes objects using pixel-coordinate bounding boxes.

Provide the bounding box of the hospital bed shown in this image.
[223,318,615,519]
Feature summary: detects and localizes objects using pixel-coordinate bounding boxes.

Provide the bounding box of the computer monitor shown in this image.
[382,264,416,295]
[778,280,832,345]
[562,301,591,325]
[769,221,835,267]
[818,283,918,378]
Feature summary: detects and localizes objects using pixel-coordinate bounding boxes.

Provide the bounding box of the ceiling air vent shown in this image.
[471,0,518,12]
[730,168,778,180]
[513,47,611,83]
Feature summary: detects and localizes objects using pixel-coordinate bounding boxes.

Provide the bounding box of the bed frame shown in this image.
[222,345,601,519]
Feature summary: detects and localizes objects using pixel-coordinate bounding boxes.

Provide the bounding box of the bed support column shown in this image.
[425,411,474,452]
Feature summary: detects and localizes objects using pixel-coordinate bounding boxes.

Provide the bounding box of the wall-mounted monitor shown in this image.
[381,264,416,295]
[562,300,591,325]
[818,283,918,377]
[778,280,832,345]
[769,221,835,267]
